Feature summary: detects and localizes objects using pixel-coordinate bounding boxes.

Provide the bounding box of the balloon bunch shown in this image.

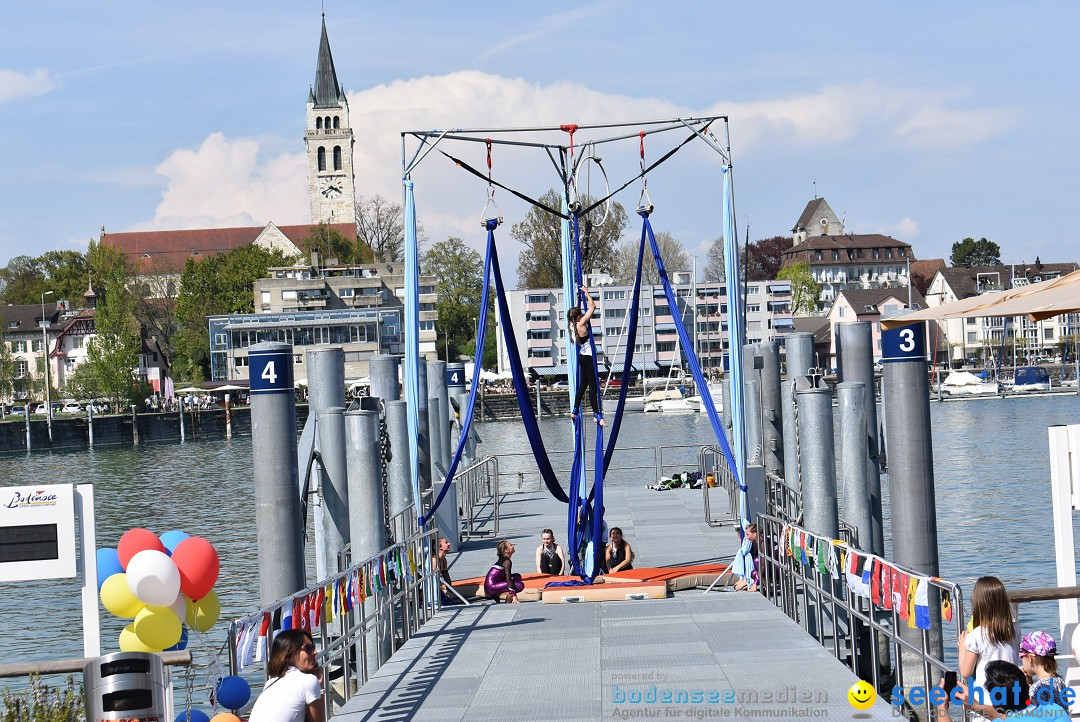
[97,528,220,653]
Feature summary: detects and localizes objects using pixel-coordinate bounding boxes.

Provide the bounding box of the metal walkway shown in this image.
[333,592,895,721]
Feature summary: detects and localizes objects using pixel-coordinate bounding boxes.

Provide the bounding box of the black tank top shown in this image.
[540,546,563,575]
[610,542,632,570]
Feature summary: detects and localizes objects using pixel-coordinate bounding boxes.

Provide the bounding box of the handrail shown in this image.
[0,650,193,678]
[699,445,737,527]
[1007,585,1080,603]
[757,512,966,720]
[457,455,499,539]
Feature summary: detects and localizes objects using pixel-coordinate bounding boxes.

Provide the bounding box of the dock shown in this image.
[333,485,897,720]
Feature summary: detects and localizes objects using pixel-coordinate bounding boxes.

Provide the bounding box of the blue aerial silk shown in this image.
[403,180,423,526]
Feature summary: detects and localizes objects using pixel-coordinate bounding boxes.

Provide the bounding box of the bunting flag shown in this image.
[408,547,417,576]
[380,555,388,587]
[845,551,863,595]
[358,569,367,602]
[799,533,809,566]
[870,559,882,606]
[827,542,840,580]
[914,578,930,630]
[254,612,272,663]
[816,539,829,576]
[860,557,873,597]
[281,600,294,631]
[941,589,953,623]
[891,569,903,612]
[906,576,920,629]
[897,573,910,621]
[880,564,893,611]
[298,596,310,632]
[324,585,333,624]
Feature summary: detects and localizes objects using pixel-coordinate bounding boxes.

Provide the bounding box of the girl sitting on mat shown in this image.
[484,539,524,603]
[733,524,759,592]
[567,285,604,426]
[535,528,566,576]
[605,527,634,573]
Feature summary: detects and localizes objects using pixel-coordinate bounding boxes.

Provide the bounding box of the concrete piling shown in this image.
[758,340,784,477]
[781,332,815,490]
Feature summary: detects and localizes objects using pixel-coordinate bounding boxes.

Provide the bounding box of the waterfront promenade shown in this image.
[334,485,896,720]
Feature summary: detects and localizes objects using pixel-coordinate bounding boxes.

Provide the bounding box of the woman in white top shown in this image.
[958,576,1021,705]
[249,629,323,722]
[566,285,604,426]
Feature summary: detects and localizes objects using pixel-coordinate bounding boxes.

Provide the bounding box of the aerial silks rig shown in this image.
[400,117,751,581]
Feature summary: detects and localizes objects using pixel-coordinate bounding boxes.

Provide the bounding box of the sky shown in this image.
[2,1,1079,282]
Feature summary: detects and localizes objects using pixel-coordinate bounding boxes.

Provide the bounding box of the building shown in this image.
[925,261,1080,366]
[782,197,916,309]
[497,279,794,380]
[1,302,65,401]
[825,287,926,370]
[208,256,438,381]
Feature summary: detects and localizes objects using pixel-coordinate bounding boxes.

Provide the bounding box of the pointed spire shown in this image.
[311,16,345,108]
[85,276,97,309]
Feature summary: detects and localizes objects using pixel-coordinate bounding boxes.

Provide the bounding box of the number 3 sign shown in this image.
[881,322,926,363]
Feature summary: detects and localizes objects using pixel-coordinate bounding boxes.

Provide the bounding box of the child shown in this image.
[1020,630,1069,708]
[958,576,1021,703]
[732,524,759,592]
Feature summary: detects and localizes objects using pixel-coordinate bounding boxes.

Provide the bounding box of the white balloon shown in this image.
[126,550,181,607]
[168,592,189,622]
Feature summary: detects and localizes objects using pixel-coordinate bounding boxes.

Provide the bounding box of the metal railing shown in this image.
[699,445,737,527]
[757,513,966,720]
[492,443,704,492]
[457,456,499,539]
[227,525,441,720]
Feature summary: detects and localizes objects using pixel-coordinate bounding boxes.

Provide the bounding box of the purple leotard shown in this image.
[484,555,524,599]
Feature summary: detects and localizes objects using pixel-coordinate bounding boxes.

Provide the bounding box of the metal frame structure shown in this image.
[399,115,750,529]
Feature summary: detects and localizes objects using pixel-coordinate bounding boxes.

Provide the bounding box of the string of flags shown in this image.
[231,545,419,671]
[779,524,951,633]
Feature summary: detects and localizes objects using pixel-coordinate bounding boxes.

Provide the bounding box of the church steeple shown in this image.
[309,17,345,108]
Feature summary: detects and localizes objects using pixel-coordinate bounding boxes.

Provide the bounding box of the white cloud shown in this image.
[0,68,54,104]
[130,132,307,231]
[851,216,919,239]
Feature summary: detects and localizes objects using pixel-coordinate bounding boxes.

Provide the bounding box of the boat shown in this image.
[940,371,999,396]
[1012,366,1051,393]
[643,388,701,414]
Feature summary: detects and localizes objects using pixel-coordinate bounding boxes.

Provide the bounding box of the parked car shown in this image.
[551,380,570,389]
[10,405,26,416]
[61,402,84,415]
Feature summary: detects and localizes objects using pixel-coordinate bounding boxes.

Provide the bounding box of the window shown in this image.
[419,320,435,331]
[260,291,270,306]
[605,308,627,318]
[333,116,340,129]
[747,286,759,294]
[746,304,760,313]
[339,288,355,298]
[605,326,623,336]
[316,117,323,130]
[32,340,43,352]
[634,343,653,353]
[1045,328,1055,340]
[14,341,26,353]
[526,294,548,304]
[528,348,552,358]
[747,321,761,331]
[235,356,249,368]
[839,307,846,318]
[282,290,298,300]
[317,147,326,171]
[967,332,978,343]
[333,146,342,171]
[603,290,626,300]
[16,359,28,377]
[657,342,676,353]
[528,329,551,340]
[641,307,650,316]
[214,333,227,347]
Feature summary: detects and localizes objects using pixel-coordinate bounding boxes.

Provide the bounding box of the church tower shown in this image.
[306,18,356,227]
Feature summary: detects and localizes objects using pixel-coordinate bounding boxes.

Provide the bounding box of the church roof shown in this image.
[104,223,356,273]
[792,198,834,233]
[309,18,346,108]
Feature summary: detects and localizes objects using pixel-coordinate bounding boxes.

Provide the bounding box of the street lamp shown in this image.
[40,290,54,438]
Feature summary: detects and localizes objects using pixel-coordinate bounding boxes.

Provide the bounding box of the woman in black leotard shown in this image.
[534,528,566,575]
[566,285,604,426]
[605,527,634,573]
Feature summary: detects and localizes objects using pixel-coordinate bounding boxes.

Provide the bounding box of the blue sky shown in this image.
[2,1,1078,279]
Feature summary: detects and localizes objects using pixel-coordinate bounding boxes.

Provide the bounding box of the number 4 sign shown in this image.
[881,322,927,363]
[249,347,293,394]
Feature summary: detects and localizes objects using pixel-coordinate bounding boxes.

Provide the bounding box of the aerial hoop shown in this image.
[571,148,612,227]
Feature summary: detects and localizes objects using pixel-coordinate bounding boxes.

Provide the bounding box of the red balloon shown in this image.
[118,528,167,569]
[171,536,219,601]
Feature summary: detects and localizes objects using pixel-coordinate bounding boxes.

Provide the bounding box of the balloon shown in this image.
[169,593,191,622]
[209,715,240,722]
[119,623,162,653]
[171,537,219,601]
[215,676,251,710]
[126,550,181,606]
[160,530,190,556]
[185,590,220,633]
[175,711,210,722]
[101,573,145,618]
[134,606,182,649]
[164,627,189,652]
[118,528,166,569]
[97,548,124,590]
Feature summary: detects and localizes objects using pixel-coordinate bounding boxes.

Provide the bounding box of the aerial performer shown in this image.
[567,284,604,427]
[484,540,524,603]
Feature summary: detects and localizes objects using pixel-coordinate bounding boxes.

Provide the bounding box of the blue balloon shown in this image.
[174,710,210,722]
[164,627,188,652]
[159,530,190,556]
[216,675,251,710]
[96,548,123,590]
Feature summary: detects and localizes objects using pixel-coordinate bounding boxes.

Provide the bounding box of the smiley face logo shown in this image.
[848,680,876,711]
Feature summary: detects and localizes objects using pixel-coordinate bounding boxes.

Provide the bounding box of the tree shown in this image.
[703,237,725,282]
[298,222,366,265]
[355,195,406,263]
[0,326,14,402]
[39,250,90,304]
[742,236,793,281]
[0,255,47,306]
[776,261,821,315]
[513,189,628,289]
[174,244,291,379]
[131,275,178,366]
[950,237,1001,268]
[421,237,485,362]
[613,230,690,285]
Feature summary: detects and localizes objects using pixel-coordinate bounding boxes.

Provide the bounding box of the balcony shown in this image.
[525,302,551,313]
[528,337,553,349]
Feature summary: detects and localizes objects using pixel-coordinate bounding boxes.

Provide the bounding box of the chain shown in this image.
[379,413,392,542]
[791,378,804,523]
[181,661,194,720]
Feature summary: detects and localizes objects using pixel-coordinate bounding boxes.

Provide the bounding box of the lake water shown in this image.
[1,394,1078,673]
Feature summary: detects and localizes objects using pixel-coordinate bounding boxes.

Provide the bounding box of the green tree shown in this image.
[0,326,14,402]
[703,237,725,282]
[174,244,291,379]
[356,195,406,262]
[298,222,367,265]
[421,237,485,362]
[39,250,90,305]
[950,237,1001,267]
[776,261,821,315]
[0,255,47,306]
[512,189,628,289]
[613,230,690,285]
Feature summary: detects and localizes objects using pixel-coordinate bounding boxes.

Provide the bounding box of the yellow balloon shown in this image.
[185,589,220,633]
[101,574,145,618]
[134,606,182,649]
[119,623,162,653]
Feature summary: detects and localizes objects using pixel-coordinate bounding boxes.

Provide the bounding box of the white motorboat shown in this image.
[643,389,701,413]
[941,371,999,396]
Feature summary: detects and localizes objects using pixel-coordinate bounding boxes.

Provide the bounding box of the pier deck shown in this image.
[333,485,894,720]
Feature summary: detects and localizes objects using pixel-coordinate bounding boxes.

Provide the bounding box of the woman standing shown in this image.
[566,285,604,426]
[249,629,323,722]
